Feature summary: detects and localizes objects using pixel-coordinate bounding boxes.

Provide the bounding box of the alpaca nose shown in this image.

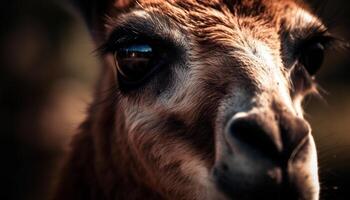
[214,111,315,199]
[226,111,310,162]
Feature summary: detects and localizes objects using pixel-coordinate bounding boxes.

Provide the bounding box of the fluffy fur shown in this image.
[53,1,328,199]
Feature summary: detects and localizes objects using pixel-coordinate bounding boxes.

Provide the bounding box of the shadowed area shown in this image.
[1,0,350,199]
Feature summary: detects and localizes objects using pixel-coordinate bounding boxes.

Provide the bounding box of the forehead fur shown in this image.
[110,0,313,26]
[106,0,320,50]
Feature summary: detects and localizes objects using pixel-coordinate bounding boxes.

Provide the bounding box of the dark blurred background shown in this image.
[1,0,349,200]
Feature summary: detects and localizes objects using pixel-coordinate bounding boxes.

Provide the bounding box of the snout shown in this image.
[213,110,319,200]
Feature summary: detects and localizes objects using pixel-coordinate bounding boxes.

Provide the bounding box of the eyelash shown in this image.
[97,27,174,55]
[294,24,339,51]
[98,36,139,55]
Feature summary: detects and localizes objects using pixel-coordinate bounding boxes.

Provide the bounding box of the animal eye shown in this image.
[114,44,157,84]
[299,41,325,76]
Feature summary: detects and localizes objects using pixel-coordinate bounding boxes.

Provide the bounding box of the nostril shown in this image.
[221,163,229,171]
[228,116,282,159]
[280,117,310,158]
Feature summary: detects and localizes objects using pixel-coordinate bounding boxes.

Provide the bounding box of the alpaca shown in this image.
[54,0,336,199]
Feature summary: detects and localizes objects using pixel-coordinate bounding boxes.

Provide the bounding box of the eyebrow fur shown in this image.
[96,11,187,56]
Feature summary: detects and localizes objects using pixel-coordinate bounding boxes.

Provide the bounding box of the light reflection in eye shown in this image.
[114,44,154,82]
[120,44,152,53]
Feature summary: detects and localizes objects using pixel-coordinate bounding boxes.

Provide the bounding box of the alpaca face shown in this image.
[76,0,334,199]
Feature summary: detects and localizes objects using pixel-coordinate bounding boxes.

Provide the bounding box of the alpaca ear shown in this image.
[71,0,135,30]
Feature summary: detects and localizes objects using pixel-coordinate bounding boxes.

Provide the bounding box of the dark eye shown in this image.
[114,44,159,84]
[299,41,325,76]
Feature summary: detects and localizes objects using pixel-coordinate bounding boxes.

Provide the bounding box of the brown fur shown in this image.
[53,0,327,199]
